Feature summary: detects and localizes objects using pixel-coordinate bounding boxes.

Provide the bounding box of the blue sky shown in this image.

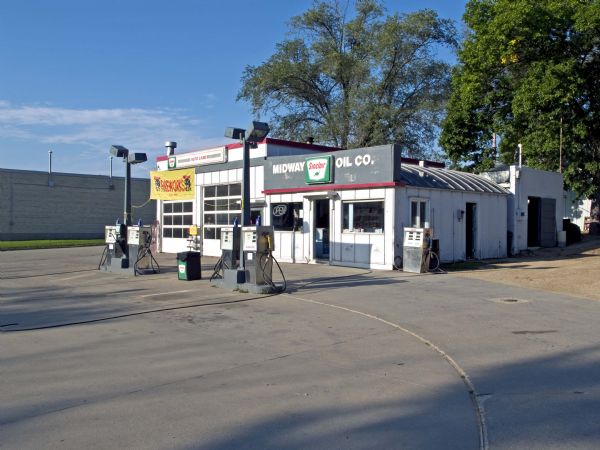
[0,0,466,177]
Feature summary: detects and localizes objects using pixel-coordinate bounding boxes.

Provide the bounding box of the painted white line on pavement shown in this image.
[140,290,194,298]
[284,293,489,450]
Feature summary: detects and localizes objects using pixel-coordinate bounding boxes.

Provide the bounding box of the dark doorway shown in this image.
[314,199,330,259]
[527,196,541,247]
[528,197,556,247]
[466,202,477,259]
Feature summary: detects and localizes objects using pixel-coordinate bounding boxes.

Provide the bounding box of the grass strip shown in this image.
[0,239,105,251]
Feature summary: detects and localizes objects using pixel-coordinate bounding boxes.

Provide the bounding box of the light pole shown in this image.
[224,121,270,272]
[109,145,147,226]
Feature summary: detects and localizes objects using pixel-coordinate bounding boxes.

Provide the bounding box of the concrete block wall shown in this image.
[0,169,155,240]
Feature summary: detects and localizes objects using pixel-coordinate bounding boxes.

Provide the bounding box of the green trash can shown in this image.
[177,251,201,280]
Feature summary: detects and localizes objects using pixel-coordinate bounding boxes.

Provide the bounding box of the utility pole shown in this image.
[559,116,563,173]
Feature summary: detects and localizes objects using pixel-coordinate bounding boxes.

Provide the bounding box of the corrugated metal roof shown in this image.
[400,165,509,194]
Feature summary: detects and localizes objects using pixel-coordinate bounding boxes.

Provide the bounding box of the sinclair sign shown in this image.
[304,156,332,184]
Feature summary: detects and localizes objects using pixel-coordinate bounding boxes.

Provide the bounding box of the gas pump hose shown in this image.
[97,245,109,270]
[209,256,229,282]
[134,245,160,276]
[260,250,287,293]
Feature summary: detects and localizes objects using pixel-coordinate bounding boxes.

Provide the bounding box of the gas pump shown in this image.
[99,223,159,275]
[402,227,432,273]
[212,224,285,292]
[241,226,275,285]
[210,226,241,281]
[127,225,159,275]
[100,223,129,271]
[221,227,241,269]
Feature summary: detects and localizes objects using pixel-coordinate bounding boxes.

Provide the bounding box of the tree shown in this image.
[440,0,600,200]
[237,0,457,157]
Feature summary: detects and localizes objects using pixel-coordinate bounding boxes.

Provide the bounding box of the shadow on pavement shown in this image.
[174,345,600,450]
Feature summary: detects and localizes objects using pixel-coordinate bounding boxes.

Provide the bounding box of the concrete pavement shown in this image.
[1,247,599,449]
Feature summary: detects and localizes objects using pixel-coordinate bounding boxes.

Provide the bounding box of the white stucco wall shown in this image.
[155,141,332,255]
[269,185,507,267]
[158,165,266,255]
[397,187,507,262]
[508,166,564,253]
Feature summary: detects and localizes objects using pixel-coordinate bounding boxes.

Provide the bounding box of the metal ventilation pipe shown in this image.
[165,141,177,156]
[109,155,114,188]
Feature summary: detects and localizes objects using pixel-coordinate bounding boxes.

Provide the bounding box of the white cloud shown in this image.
[0,124,35,140]
[0,100,236,175]
[201,93,218,110]
[0,100,210,153]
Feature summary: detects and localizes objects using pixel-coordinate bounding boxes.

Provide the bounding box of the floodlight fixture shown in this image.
[110,145,129,158]
[246,121,270,142]
[127,153,148,164]
[224,127,245,140]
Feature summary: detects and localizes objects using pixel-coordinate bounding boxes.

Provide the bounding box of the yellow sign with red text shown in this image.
[150,169,195,200]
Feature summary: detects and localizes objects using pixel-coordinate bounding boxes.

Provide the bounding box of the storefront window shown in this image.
[271,202,303,231]
[162,201,193,238]
[343,201,384,233]
[203,183,241,240]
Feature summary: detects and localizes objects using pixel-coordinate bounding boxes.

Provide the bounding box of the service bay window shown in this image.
[203,183,241,240]
[343,201,384,233]
[410,199,429,228]
[162,201,193,238]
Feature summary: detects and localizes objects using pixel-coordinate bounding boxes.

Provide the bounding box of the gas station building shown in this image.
[152,138,509,270]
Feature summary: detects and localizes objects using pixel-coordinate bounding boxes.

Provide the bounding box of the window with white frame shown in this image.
[203,183,241,240]
[162,201,194,238]
[343,201,384,233]
[410,199,429,228]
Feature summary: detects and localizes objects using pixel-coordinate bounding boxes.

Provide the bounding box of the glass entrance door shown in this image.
[313,199,330,260]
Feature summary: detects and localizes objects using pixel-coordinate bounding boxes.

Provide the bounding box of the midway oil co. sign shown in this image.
[265,144,403,192]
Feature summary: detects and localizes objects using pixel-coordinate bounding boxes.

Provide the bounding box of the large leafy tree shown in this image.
[440,0,600,200]
[237,0,457,157]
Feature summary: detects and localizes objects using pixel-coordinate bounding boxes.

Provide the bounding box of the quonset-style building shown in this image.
[153,139,508,270]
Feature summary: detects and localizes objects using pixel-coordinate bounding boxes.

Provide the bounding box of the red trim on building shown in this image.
[263,137,341,152]
[156,138,340,162]
[263,182,403,195]
[156,139,444,168]
[224,137,340,152]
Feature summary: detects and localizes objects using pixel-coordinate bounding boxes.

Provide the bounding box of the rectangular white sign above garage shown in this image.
[168,147,228,169]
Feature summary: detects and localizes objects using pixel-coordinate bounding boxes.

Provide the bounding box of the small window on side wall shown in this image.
[410,199,429,228]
